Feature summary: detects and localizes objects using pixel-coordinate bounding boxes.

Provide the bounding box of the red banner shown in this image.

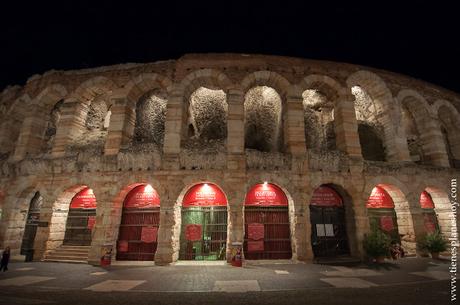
[245,183,288,206]
[420,191,435,209]
[424,214,437,233]
[141,226,158,243]
[70,188,97,209]
[87,216,96,230]
[366,186,395,209]
[310,186,343,207]
[380,216,394,232]
[248,240,264,252]
[117,240,129,252]
[248,223,264,240]
[183,183,227,207]
[185,224,202,241]
[124,184,160,209]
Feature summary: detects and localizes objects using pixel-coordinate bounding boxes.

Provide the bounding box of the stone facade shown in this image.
[0,53,459,265]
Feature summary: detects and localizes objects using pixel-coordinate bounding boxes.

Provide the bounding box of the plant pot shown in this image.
[375,256,385,263]
[431,252,440,259]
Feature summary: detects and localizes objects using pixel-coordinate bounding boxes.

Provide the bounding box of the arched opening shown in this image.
[43,99,64,153]
[244,183,291,259]
[133,90,167,150]
[438,105,460,168]
[179,183,228,260]
[352,86,386,161]
[366,184,416,254]
[183,87,227,151]
[116,184,160,261]
[63,187,97,246]
[401,106,424,164]
[419,191,439,233]
[309,185,350,258]
[424,187,454,240]
[71,96,113,152]
[302,90,336,151]
[20,191,42,256]
[244,86,283,152]
[357,123,386,161]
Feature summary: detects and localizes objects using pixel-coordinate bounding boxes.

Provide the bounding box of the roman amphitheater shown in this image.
[0,53,458,265]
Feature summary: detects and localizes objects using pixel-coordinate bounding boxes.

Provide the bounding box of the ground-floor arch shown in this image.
[116,184,160,261]
[20,191,42,257]
[366,184,417,254]
[179,182,228,261]
[309,185,350,259]
[63,187,97,246]
[244,182,292,259]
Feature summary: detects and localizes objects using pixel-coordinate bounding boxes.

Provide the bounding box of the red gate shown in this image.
[63,188,97,246]
[116,184,160,261]
[244,183,292,259]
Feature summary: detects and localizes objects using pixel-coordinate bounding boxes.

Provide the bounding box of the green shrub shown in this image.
[419,231,448,253]
[363,229,391,258]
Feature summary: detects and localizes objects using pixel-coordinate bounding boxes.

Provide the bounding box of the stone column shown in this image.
[162,86,183,170]
[0,193,29,256]
[51,99,89,157]
[104,97,135,155]
[225,175,246,262]
[334,92,362,158]
[11,105,48,161]
[155,179,183,265]
[87,185,119,265]
[291,178,313,262]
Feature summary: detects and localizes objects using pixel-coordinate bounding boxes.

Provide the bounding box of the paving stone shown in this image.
[320,277,378,288]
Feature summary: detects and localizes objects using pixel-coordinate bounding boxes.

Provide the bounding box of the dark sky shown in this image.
[1,2,459,93]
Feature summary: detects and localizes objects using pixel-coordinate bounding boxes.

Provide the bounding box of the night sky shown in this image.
[1,2,459,93]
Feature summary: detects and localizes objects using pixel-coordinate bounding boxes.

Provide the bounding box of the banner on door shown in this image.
[248,240,264,252]
[248,223,264,240]
[185,224,202,241]
[141,226,158,243]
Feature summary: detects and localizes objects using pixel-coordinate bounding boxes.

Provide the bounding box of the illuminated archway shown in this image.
[366,184,417,254]
[63,187,97,246]
[179,183,228,261]
[116,184,160,261]
[244,183,292,259]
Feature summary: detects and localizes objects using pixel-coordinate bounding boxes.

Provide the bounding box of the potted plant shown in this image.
[419,231,447,259]
[363,229,391,263]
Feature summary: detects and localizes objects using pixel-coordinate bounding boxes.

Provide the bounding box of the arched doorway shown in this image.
[244,183,292,259]
[116,184,160,261]
[63,187,97,246]
[420,191,440,233]
[366,186,400,242]
[20,192,42,256]
[310,185,350,258]
[179,183,228,261]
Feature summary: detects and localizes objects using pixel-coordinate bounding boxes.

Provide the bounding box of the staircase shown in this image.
[43,245,90,263]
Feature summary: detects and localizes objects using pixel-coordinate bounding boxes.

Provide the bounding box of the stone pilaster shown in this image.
[421,118,451,167]
[162,86,183,170]
[11,105,48,161]
[285,93,307,156]
[334,93,362,158]
[104,97,135,155]
[51,99,89,157]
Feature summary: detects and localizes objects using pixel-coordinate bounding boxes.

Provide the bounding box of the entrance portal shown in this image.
[310,186,349,258]
[244,183,292,259]
[366,186,400,242]
[116,184,160,261]
[179,183,227,261]
[420,191,440,233]
[20,192,42,255]
[63,188,97,246]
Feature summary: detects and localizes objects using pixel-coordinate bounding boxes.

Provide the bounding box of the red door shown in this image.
[116,185,160,261]
[244,183,292,259]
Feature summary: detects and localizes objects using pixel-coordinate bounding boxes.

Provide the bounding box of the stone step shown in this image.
[43,258,88,264]
[45,254,89,260]
[52,248,90,254]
